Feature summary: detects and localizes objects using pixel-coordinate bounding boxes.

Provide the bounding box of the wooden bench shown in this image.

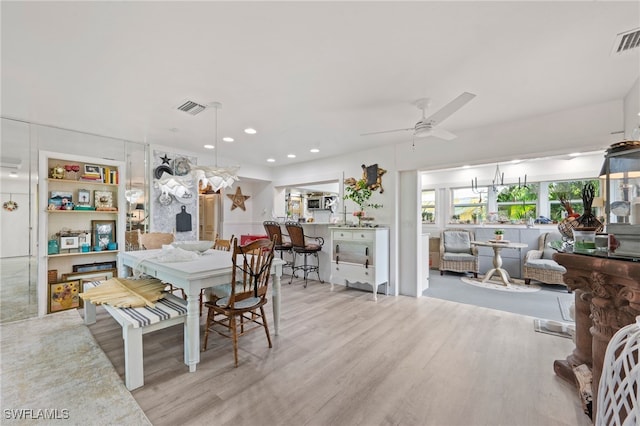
[83,281,188,391]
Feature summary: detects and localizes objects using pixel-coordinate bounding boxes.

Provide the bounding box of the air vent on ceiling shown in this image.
[612,27,640,55]
[176,100,207,116]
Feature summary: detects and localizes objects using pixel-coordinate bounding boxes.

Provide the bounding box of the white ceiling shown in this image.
[2,1,639,168]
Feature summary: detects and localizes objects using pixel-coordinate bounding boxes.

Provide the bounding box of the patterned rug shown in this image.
[557,296,575,322]
[534,318,575,339]
[0,309,151,425]
[461,276,541,292]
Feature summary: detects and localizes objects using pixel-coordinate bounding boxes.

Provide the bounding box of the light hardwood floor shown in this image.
[86,278,591,426]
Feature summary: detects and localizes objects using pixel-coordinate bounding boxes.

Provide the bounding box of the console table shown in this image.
[553,253,640,419]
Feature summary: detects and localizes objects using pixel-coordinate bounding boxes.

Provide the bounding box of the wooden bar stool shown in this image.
[284,221,324,287]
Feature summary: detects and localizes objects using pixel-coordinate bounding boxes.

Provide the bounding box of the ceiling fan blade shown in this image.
[428,127,457,140]
[424,92,476,126]
[360,128,413,136]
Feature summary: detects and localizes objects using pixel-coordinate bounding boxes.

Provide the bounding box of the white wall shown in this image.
[623,77,639,139]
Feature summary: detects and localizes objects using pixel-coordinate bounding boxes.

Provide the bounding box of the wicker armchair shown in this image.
[523,232,570,292]
[439,228,479,277]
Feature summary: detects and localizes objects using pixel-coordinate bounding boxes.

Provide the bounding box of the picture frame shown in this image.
[94,190,113,208]
[84,164,101,175]
[72,261,117,273]
[49,191,73,206]
[48,279,82,313]
[91,219,116,249]
[77,189,90,204]
[61,268,117,283]
[60,236,79,251]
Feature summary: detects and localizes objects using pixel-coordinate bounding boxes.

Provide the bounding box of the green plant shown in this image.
[344,178,382,211]
[494,229,504,235]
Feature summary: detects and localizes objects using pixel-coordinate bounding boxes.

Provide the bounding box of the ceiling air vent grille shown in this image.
[612,28,640,55]
[176,100,207,116]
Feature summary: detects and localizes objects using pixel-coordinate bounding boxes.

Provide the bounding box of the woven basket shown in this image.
[557,217,579,239]
[47,269,58,284]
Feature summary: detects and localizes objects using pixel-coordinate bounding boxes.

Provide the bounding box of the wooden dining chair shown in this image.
[137,230,185,298]
[202,238,275,367]
[199,234,236,314]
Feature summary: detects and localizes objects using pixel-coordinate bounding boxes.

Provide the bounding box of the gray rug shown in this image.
[0,309,151,425]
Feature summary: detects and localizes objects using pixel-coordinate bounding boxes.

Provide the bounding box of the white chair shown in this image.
[596,315,640,426]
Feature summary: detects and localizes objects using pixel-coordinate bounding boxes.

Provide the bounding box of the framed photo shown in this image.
[50,191,73,206]
[84,164,101,175]
[94,190,113,208]
[61,268,117,283]
[60,236,79,250]
[91,219,115,249]
[48,279,81,313]
[72,261,117,273]
[78,189,90,204]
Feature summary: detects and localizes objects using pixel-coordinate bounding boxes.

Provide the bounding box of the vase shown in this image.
[58,297,74,309]
[494,234,503,241]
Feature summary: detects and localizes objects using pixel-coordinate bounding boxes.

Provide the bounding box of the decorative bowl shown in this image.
[171,240,214,253]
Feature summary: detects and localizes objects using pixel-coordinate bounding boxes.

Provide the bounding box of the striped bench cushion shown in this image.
[85,281,187,328]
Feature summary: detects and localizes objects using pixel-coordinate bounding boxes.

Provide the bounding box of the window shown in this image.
[548,179,600,222]
[421,189,436,223]
[496,183,538,221]
[451,187,486,223]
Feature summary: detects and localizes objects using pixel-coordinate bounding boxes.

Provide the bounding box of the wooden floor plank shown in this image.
[86,278,590,426]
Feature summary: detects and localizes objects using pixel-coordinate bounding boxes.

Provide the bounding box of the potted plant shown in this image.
[494,229,504,241]
[344,178,382,226]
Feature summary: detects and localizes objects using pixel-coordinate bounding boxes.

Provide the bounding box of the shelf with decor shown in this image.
[38,151,125,316]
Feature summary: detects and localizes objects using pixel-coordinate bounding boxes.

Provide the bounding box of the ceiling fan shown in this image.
[361,92,476,141]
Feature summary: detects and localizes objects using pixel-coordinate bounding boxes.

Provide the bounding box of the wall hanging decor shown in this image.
[176,205,192,232]
[227,186,250,211]
[345,164,387,193]
[3,196,18,211]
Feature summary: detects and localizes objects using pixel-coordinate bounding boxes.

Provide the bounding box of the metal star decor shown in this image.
[160,154,172,165]
[227,186,250,211]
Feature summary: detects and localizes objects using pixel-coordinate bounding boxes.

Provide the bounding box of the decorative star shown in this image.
[227,186,250,211]
[160,154,172,165]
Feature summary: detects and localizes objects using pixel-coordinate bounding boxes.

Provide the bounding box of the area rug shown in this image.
[557,296,575,322]
[0,309,151,425]
[534,318,575,339]
[461,276,540,293]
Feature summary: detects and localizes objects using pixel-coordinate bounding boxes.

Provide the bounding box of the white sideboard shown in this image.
[329,227,389,300]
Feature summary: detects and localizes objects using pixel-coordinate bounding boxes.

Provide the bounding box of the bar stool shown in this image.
[284,221,324,287]
[263,221,293,272]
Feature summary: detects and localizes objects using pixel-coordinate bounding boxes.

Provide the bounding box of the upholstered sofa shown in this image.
[439,228,479,278]
[523,232,570,292]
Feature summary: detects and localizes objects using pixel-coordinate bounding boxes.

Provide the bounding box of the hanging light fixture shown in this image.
[471,163,505,194]
[191,102,239,192]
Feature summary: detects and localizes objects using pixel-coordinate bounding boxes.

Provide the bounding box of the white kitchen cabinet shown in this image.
[329,227,389,300]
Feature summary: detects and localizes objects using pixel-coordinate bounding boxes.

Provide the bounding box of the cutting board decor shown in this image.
[176,205,192,232]
[79,277,167,308]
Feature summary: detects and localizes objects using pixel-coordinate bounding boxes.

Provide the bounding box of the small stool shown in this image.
[284,221,324,287]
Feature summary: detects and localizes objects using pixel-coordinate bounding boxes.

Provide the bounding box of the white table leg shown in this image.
[84,301,96,325]
[272,264,282,335]
[482,247,510,286]
[185,289,200,372]
[123,326,144,390]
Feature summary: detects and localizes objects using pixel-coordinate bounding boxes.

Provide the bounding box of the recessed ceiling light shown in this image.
[568,152,581,157]
[462,165,470,169]
[9,171,18,178]
[511,159,522,164]
[244,128,257,134]
[287,154,296,158]
[310,148,320,153]
[204,144,214,149]
[267,158,276,163]
[222,137,234,142]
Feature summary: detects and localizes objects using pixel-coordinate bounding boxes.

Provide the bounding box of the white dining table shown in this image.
[119,248,285,372]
